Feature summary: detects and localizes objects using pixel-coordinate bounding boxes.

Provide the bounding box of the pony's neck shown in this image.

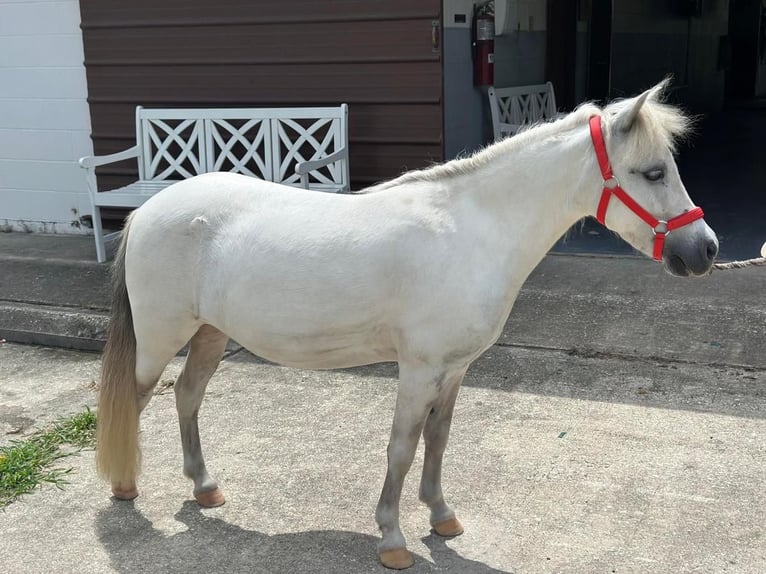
[453,119,600,286]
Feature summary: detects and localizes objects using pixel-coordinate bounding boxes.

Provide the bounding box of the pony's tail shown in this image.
[95,214,140,493]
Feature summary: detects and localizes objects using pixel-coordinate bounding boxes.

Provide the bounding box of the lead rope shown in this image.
[713,258,766,270]
[712,242,766,271]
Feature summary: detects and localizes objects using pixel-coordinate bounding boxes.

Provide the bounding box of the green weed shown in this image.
[0,408,97,507]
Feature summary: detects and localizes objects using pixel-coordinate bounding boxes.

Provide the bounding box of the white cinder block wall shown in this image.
[0,0,93,233]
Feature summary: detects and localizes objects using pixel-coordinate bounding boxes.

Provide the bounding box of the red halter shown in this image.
[588,115,704,261]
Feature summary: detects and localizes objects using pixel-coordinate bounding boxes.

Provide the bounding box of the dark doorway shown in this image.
[587,0,612,102]
[545,0,578,110]
[726,0,764,101]
[551,0,766,261]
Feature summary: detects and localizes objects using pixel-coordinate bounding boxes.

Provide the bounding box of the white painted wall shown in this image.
[0,0,93,233]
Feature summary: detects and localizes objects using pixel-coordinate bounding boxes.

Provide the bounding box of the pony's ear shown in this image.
[650,77,671,98]
[612,89,651,134]
[612,78,670,134]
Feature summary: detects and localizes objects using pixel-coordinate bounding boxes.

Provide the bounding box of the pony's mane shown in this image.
[358,89,691,194]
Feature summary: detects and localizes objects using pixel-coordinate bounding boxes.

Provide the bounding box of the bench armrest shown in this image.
[294,147,349,189]
[79,145,141,169]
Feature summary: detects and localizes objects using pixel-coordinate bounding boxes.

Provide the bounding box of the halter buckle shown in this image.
[603,176,620,189]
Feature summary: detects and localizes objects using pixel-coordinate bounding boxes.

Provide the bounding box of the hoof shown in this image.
[431,516,464,537]
[111,483,138,501]
[379,548,414,570]
[194,487,225,508]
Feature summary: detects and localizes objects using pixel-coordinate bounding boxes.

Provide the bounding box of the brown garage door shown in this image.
[79,0,443,191]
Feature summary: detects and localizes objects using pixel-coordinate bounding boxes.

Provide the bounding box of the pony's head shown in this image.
[594,80,718,276]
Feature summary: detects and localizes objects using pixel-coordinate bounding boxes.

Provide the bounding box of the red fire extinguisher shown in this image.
[473,3,494,86]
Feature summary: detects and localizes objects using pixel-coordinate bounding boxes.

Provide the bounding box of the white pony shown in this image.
[96,81,718,569]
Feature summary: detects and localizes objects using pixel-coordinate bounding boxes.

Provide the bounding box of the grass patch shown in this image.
[0,408,97,507]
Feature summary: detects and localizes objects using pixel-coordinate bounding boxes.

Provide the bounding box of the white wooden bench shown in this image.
[79,105,349,262]
[488,82,558,139]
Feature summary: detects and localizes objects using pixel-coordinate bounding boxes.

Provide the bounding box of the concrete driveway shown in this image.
[1,333,763,573]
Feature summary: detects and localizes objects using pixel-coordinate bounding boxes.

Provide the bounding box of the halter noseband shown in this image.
[588,115,704,261]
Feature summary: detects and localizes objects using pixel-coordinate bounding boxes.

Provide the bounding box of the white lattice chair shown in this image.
[79,105,349,262]
[488,82,558,139]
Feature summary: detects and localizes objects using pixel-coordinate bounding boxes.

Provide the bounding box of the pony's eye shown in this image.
[644,169,665,182]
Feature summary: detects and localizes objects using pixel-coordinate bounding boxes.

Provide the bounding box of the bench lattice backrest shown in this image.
[138,111,208,180]
[136,107,349,189]
[488,82,557,139]
[272,116,344,187]
[206,116,272,180]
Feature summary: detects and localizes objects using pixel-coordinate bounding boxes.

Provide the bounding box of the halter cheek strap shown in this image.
[588,115,704,261]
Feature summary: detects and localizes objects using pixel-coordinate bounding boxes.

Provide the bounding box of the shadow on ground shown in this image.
[96,500,512,574]
[226,349,765,421]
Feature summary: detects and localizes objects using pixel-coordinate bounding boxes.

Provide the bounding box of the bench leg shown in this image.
[92,205,107,263]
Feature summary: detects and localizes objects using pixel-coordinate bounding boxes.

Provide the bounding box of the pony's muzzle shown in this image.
[663,221,719,276]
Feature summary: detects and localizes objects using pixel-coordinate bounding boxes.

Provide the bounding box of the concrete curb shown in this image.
[0,302,108,351]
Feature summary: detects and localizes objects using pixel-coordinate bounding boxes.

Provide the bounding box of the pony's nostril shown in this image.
[705,239,718,262]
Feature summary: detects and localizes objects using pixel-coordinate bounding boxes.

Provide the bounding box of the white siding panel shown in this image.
[0,34,84,68]
[0,99,91,131]
[0,129,92,161]
[0,159,87,193]
[0,189,89,223]
[0,68,88,99]
[0,1,81,37]
[71,130,94,159]
[0,0,93,232]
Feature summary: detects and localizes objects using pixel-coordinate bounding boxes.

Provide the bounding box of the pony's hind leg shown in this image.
[174,324,230,507]
[110,338,185,500]
[419,368,467,537]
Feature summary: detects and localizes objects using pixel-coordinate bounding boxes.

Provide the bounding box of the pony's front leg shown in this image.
[174,325,229,507]
[376,365,447,570]
[419,367,467,537]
